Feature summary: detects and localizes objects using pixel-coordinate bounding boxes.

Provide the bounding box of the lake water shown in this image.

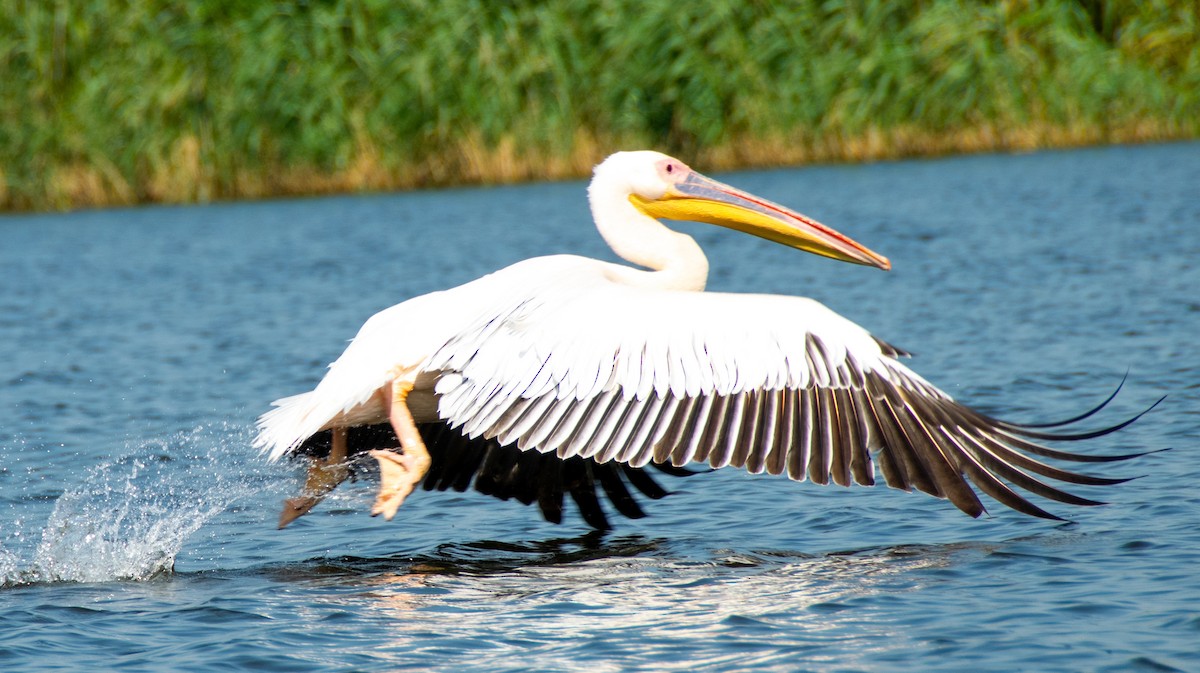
[1,143,1198,672]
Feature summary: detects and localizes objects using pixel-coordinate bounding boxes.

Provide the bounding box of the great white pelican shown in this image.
[256,150,1151,530]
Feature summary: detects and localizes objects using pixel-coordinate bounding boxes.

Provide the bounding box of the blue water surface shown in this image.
[1,143,1198,672]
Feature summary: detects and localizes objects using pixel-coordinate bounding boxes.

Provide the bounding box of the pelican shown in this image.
[256,150,1151,530]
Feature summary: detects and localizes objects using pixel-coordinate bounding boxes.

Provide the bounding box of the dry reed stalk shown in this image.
[12,120,1194,212]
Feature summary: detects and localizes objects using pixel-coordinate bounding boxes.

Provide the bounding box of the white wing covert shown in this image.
[425,271,1137,520]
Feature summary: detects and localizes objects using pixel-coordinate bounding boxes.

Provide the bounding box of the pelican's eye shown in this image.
[653,157,686,187]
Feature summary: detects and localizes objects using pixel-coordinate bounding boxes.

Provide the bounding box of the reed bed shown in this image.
[2,0,1197,211]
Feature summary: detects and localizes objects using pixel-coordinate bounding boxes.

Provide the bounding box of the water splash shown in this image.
[2,425,268,587]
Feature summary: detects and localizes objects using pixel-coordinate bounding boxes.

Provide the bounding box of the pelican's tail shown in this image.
[254,392,325,463]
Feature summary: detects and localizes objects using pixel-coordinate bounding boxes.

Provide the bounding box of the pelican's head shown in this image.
[594,150,890,270]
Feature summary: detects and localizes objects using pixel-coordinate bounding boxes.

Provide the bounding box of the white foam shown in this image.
[2,425,265,586]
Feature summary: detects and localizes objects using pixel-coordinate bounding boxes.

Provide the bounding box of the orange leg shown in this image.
[369,378,432,520]
[278,426,349,529]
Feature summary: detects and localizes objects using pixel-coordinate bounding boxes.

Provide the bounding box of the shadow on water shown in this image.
[250,526,1013,593]
[259,532,670,585]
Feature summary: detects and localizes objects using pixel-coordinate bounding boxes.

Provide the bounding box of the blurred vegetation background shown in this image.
[2,0,1197,211]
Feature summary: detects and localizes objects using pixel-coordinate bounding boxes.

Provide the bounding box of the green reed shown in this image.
[1,0,1196,210]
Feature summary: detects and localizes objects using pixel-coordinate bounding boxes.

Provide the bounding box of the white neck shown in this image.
[588,180,709,292]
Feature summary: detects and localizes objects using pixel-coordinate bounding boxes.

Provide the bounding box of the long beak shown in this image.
[630,171,891,270]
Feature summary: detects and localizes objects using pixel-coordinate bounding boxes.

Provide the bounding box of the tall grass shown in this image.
[1,0,1197,211]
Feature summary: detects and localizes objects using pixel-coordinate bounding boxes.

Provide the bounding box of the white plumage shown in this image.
[256,150,1145,528]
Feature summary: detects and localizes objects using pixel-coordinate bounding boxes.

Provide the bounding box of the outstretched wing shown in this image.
[425,277,1145,520]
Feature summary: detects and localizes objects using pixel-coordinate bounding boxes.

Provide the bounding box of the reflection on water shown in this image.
[259,534,971,672]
